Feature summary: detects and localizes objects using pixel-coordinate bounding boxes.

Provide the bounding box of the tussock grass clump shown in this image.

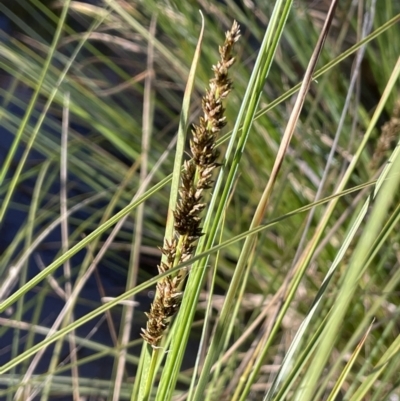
[1,1,400,400]
[141,21,241,347]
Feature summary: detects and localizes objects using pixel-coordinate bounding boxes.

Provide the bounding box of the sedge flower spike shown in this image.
[142,20,240,347]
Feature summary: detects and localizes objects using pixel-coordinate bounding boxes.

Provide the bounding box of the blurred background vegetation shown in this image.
[0,0,399,400]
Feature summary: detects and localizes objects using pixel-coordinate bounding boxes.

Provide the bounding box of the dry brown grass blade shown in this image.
[254,0,339,223]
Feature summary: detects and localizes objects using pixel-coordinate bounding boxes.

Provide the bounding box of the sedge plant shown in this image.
[0,1,399,401]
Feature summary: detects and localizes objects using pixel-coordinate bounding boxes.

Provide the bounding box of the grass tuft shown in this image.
[0,1,399,400]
